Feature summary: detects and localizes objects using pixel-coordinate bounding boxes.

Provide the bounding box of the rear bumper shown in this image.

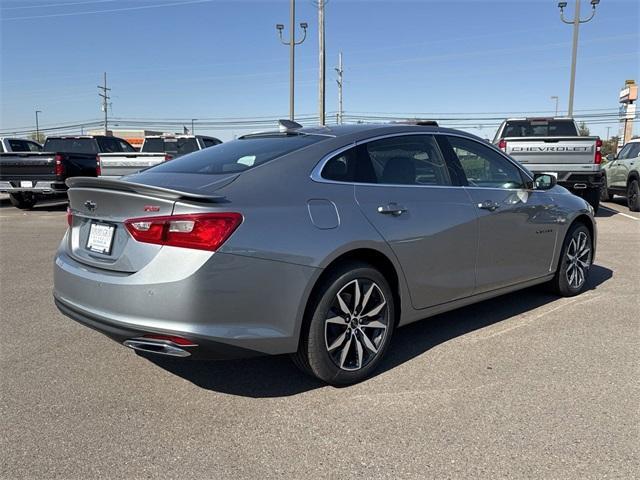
[53,245,318,360]
[557,171,604,190]
[0,180,66,193]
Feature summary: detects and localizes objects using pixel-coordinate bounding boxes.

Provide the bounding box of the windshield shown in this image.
[146,134,324,174]
[44,138,98,154]
[501,120,578,138]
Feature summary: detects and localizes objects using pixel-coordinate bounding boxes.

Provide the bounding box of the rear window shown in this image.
[147,134,323,174]
[501,120,578,138]
[44,138,98,154]
[142,138,200,155]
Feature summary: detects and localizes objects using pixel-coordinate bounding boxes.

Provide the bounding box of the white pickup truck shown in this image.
[98,134,221,178]
[493,118,603,212]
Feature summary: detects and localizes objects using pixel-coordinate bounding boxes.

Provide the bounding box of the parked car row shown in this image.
[0,133,221,209]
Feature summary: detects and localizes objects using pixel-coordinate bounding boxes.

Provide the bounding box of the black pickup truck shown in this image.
[0,135,135,209]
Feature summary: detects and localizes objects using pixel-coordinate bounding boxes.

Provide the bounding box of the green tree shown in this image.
[577,122,590,136]
[601,136,619,158]
[28,132,46,144]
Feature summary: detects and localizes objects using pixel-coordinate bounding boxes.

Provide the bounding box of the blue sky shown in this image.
[1,0,638,140]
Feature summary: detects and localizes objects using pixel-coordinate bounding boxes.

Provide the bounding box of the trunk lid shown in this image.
[66,175,236,273]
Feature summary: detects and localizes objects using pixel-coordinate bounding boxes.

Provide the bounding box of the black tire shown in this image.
[600,181,614,202]
[627,179,640,212]
[549,223,592,297]
[8,192,36,210]
[292,262,395,386]
[582,187,600,214]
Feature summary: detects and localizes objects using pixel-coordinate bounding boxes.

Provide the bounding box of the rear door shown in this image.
[440,135,558,293]
[349,134,478,309]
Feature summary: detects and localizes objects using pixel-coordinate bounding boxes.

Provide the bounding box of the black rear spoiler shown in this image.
[66,177,226,202]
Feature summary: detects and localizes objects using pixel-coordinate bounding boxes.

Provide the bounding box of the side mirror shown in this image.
[534,173,557,190]
[605,153,615,162]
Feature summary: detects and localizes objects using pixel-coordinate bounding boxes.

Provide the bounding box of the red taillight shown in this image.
[498,139,507,152]
[66,207,73,227]
[54,154,65,176]
[124,212,242,251]
[142,334,197,347]
[594,138,602,164]
[96,155,102,176]
[164,154,173,161]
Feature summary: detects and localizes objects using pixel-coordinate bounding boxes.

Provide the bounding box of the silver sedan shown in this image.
[53,123,596,385]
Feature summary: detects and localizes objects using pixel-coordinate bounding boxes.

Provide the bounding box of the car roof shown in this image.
[243,123,469,139]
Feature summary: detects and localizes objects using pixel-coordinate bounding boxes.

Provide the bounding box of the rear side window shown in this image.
[363,135,451,186]
[44,138,98,154]
[27,141,43,152]
[8,140,29,151]
[501,120,578,138]
[147,134,323,174]
[201,137,221,148]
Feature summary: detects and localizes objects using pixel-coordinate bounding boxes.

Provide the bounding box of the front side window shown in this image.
[27,141,43,152]
[97,137,123,153]
[447,136,525,189]
[618,142,640,160]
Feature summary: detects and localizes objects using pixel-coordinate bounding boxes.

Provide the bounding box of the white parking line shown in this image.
[600,205,640,221]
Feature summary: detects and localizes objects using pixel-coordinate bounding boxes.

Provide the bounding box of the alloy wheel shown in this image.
[565,231,591,290]
[324,278,389,371]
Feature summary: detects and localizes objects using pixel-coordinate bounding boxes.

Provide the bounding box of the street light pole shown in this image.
[276,0,308,121]
[558,0,601,117]
[317,0,326,126]
[551,96,559,116]
[35,110,42,142]
[191,118,197,135]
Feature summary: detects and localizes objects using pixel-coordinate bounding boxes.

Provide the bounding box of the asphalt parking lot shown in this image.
[1,194,638,479]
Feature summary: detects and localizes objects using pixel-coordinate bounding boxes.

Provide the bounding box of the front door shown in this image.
[440,135,559,293]
[352,134,478,309]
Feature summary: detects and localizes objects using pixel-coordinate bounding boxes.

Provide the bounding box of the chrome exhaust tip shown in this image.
[123,338,192,357]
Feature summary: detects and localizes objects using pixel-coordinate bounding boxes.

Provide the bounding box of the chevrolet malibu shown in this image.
[54,123,596,385]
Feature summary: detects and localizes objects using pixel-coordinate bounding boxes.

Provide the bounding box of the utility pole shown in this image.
[557,0,601,117]
[35,110,41,142]
[97,72,111,135]
[606,126,610,140]
[316,0,326,125]
[276,0,308,121]
[335,52,343,124]
[551,96,559,116]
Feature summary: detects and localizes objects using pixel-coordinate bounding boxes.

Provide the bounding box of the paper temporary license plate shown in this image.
[86,222,115,254]
[20,181,33,188]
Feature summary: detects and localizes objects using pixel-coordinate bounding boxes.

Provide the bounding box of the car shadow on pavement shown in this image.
[143,265,613,398]
[0,196,67,211]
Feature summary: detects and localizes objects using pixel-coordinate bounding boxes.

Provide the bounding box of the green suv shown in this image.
[601,139,640,212]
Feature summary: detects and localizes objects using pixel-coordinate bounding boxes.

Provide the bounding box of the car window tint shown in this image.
[321,147,359,182]
[447,136,524,189]
[148,134,323,174]
[27,141,43,152]
[118,140,136,152]
[202,138,220,148]
[97,137,123,153]
[8,140,28,151]
[362,135,451,186]
[44,138,98,154]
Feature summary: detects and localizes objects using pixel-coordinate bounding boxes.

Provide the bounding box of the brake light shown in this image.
[594,138,602,164]
[66,207,73,227]
[124,212,242,251]
[54,154,65,176]
[96,155,101,176]
[498,139,507,152]
[164,154,173,161]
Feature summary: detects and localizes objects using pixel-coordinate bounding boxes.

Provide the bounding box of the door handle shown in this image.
[477,200,500,211]
[377,203,408,216]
